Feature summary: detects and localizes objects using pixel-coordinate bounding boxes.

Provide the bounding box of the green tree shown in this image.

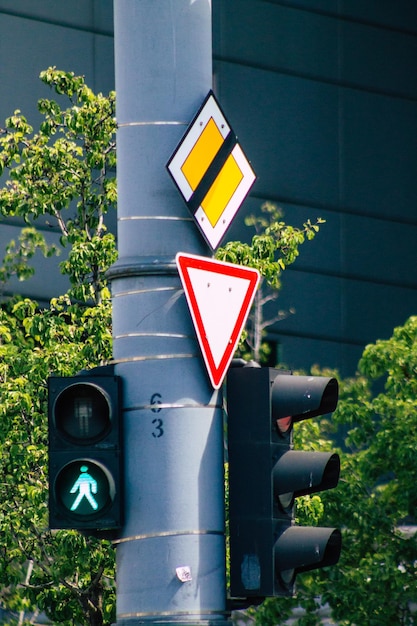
[221,213,417,623]
[0,68,117,626]
[322,322,417,625]
[217,202,324,362]
[0,69,325,624]
[7,66,413,626]
[271,327,417,626]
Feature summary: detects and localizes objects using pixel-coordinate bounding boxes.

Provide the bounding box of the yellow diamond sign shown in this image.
[167,91,256,250]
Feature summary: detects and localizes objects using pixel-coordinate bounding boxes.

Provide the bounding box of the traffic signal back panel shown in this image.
[48,369,123,530]
[227,366,341,599]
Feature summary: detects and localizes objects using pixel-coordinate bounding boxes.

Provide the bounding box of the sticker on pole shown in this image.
[167,91,256,250]
[176,253,260,389]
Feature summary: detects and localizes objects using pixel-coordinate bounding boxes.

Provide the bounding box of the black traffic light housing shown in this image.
[227,366,341,600]
[48,365,123,530]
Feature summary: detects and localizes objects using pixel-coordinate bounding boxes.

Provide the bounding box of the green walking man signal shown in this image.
[70,465,99,511]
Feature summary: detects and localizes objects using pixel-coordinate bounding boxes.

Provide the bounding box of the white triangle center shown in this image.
[188,267,251,368]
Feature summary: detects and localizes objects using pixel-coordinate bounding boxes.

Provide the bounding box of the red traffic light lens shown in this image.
[276,415,292,435]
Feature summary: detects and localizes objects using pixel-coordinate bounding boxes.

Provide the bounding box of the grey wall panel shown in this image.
[215,62,340,209]
[213,0,339,82]
[340,214,417,289]
[226,195,343,277]
[274,271,343,341]
[274,268,417,348]
[245,1,341,20]
[236,201,417,290]
[342,278,417,345]
[340,89,417,220]
[94,35,116,93]
[267,0,417,34]
[0,224,69,302]
[340,21,417,98]
[0,13,114,129]
[271,334,359,377]
[0,0,113,32]
[338,0,417,33]
[213,1,417,97]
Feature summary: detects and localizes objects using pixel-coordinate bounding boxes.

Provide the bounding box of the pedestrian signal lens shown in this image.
[55,460,114,518]
[54,383,111,444]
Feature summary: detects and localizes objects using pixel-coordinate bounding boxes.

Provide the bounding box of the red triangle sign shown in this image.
[176,253,260,389]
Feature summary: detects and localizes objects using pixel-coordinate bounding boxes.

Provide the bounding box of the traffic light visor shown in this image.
[275,526,342,584]
[273,450,340,510]
[272,375,338,426]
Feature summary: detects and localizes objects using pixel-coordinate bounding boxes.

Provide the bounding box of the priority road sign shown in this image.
[167,91,256,250]
[176,253,260,389]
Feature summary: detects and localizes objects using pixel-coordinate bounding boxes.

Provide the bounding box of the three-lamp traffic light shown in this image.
[227,366,341,599]
[48,366,123,530]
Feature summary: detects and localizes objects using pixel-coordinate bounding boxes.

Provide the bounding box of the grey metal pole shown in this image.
[110,2,230,625]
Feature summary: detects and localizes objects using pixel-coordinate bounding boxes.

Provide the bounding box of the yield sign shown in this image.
[176,253,260,389]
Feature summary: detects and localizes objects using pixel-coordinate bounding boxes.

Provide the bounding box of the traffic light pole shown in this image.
[110,2,229,625]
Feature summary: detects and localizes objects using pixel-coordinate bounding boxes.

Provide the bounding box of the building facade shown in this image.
[1,0,417,376]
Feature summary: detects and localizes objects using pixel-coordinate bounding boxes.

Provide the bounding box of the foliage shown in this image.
[0,227,58,287]
[217,201,324,288]
[0,66,117,304]
[0,68,117,625]
[322,319,417,625]
[4,66,416,626]
[221,204,332,624]
[217,202,324,362]
[242,330,417,624]
[222,205,417,624]
[0,69,325,623]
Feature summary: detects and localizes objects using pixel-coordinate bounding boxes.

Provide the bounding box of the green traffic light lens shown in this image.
[53,383,112,444]
[54,459,114,518]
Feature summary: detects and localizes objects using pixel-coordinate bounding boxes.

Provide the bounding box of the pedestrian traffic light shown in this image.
[227,366,341,600]
[48,365,123,530]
